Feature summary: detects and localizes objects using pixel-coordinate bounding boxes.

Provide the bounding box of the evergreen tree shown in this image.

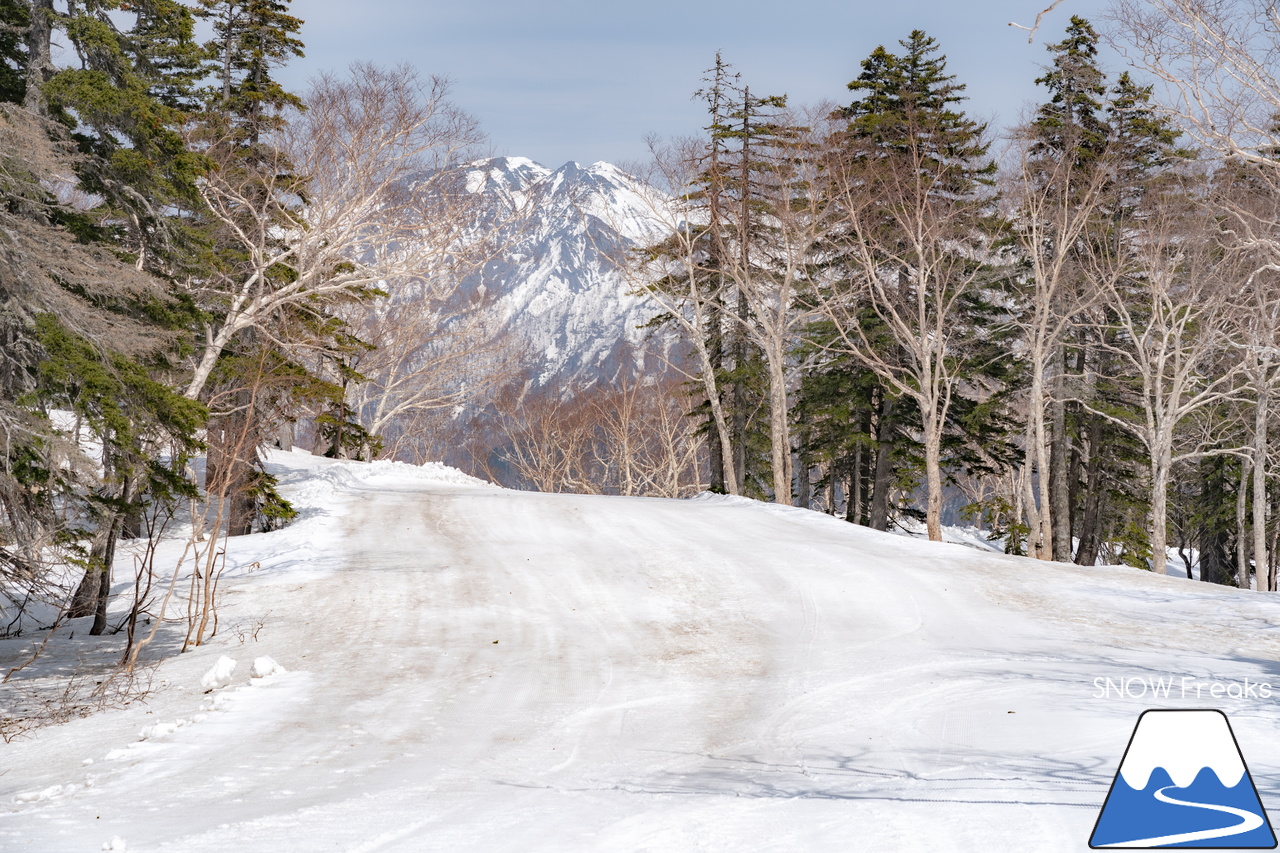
[130,0,207,112]
[842,30,996,190]
[0,0,26,104]
[196,0,304,143]
[688,53,738,494]
[1032,16,1109,163]
[1106,71,1189,214]
[190,1,385,534]
[34,315,204,632]
[1093,65,1195,572]
[646,55,791,498]
[192,0,306,534]
[1018,17,1113,562]
[33,1,205,272]
[5,2,211,632]
[793,317,903,528]
[825,30,1013,540]
[707,74,787,498]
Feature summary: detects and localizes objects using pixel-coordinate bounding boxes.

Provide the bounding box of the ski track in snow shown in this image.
[3,451,1280,851]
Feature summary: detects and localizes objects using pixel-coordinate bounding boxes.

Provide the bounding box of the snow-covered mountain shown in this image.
[459,156,674,389]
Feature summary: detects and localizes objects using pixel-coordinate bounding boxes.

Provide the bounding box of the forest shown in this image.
[2,0,1280,681]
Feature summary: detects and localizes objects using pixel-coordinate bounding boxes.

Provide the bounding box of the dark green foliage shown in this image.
[1106,71,1194,214]
[316,406,381,461]
[793,313,903,524]
[842,30,995,192]
[36,2,206,274]
[0,0,27,105]
[1032,16,1109,163]
[643,53,796,497]
[129,0,207,111]
[187,0,360,532]
[816,30,1017,532]
[196,0,305,142]
[32,313,204,495]
[245,469,297,530]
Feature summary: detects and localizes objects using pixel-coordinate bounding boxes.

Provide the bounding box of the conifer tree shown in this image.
[0,0,26,104]
[34,2,204,270]
[689,53,738,494]
[1074,70,1187,569]
[822,30,1012,541]
[187,0,317,535]
[793,316,902,527]
[1015,16,1113,561]
[643,55,789,498]
[3,2,208,632]
[718,83,782,498]
[130,0,207,111]
[196,0,304,143]
[1032,17,1109,163]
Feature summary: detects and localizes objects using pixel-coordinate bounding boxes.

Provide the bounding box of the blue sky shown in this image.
[283,0,1113,168]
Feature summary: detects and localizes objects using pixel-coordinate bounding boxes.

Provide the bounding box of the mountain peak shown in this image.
[449,153,673,390]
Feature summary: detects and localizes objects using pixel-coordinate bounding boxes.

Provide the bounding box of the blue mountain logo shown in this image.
[1090,709,1277,848]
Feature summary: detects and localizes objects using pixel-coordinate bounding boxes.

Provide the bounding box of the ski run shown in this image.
[4,450,1280,852]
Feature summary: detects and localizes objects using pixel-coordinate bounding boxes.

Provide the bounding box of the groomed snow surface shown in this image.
[4,449,1280,851]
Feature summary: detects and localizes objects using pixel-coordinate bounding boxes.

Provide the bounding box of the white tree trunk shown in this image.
[1150,447,1172,574]
[924,408,945,542]
[767,351,791,504]
[1253,383,1270,590]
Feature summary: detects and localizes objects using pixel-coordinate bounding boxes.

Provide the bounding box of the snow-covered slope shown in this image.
[4,452,1280,851]
[459,156,673,388]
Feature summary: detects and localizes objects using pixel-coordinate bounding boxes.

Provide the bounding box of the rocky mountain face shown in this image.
[458,156,674,390]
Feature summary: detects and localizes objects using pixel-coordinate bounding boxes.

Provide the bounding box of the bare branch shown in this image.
[1009,0,1070,43]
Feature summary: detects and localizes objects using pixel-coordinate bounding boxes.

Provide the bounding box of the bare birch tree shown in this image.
[1003,133,1112,559]
[183,62,485,401]
[626,136,740,495]
[340,283,523,459]
[486,375,705,498]
[712,104,841,504]
[1218,170,1280,588]
[1082,184,1244,571]
[1109,0,1280,176]
[1109,0,1280,583]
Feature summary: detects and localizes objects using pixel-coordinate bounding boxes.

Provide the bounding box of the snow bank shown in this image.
[200,656,236,692]
[689,491,988,555]
[353,458,494,489]
[251,656,286,678]
[271,452,493,508]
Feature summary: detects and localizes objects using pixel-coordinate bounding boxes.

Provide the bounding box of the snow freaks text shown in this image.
[1092,677,1274,701]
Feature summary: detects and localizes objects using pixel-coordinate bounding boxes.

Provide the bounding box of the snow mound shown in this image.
[200,656,237,692]
[274,453,493,502]
[14,783,76,803]
[688,491,761,509]
[251,656,286,678]
[358,459,494,488]
[139,719,188,741]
